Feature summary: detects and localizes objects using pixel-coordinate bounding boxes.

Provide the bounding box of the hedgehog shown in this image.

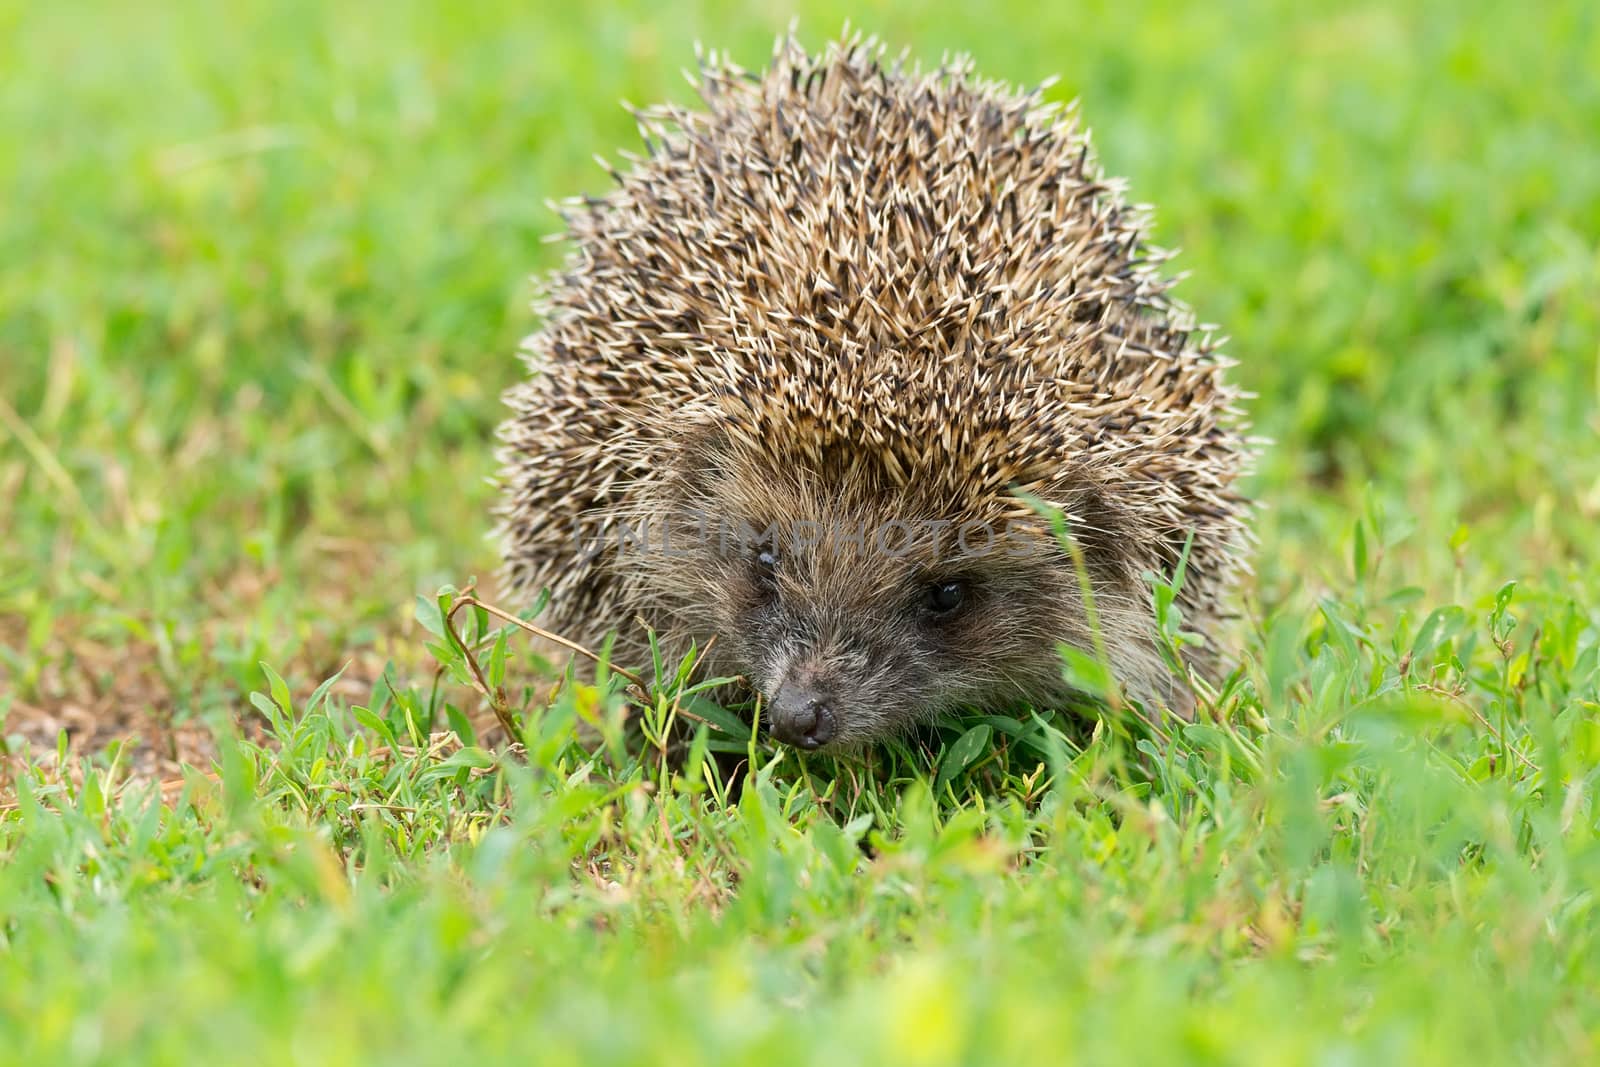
[495,32,1254,752]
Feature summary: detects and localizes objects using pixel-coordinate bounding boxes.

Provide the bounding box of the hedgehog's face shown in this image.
[714,523,1079,750]
[654,439,1138,751]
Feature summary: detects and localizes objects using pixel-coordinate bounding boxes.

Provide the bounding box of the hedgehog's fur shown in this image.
[496,32,1254,751]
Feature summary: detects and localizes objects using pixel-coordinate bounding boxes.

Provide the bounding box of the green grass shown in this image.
[3,0,1599,1062]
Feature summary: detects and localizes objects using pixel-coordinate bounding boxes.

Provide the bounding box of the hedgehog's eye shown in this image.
[922,580,965,617]
[752,545,779,588]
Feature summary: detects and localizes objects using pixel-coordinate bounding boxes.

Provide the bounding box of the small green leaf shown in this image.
[305,663,350,717]
[415,594,446,638]
[935,724,992,793]
[260,661,293,719]
[352,705,401,752]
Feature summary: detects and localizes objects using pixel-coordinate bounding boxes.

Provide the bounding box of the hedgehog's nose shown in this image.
[766,683,837,750]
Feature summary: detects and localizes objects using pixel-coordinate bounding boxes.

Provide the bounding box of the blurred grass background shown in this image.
[1,0,1597,743]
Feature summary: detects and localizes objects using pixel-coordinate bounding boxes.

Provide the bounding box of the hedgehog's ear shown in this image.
[1033,476,1142,584]
[662,419,739,505]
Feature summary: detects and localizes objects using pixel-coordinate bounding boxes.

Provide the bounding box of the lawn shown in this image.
[2,0,1599,1063]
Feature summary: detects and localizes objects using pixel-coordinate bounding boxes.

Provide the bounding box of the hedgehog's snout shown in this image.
[756,629,901,751]
[765,678,837,750]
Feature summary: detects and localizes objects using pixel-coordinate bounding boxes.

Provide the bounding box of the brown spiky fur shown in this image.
[496,31,1254,750]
